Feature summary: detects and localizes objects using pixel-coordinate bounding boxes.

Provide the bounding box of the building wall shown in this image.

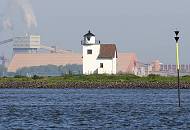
[151,60,161,72]
[13,48,38,54]
[113,54,117,74]
[117,53,137,74]
[13,35,41,55]
[134,66,146,77]
[160,64,190,73]
[13,35,40,49]
[8,53,82,72]
[29,35,41,48]
[82,44,117,75]
[8,52,137,74]
[83,44,100,74]
[97,56,117,74]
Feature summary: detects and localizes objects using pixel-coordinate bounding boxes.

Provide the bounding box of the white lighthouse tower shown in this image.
[82,30,100,74]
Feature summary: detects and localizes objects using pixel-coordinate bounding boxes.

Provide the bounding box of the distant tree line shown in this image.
[0,65,7,77]
[0,64,82,77]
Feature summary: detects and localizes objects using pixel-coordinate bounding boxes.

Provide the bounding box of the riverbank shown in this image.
[0,74,190,89]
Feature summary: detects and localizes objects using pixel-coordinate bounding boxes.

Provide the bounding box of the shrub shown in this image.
[32,75,42,80]
[14,75,26,78]
[148,74,160,78]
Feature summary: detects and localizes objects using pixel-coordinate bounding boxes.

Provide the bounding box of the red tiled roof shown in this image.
[98,44,117,59]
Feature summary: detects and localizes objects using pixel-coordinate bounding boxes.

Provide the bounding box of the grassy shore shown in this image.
[1,74,190,83]
[0,74,190,88]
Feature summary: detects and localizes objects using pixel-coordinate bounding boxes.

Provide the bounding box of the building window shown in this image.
[87,49,92,54]
[100,63,103,68]
[87,36,91,41]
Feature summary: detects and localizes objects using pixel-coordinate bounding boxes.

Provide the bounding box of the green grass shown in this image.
[0,74,189,84]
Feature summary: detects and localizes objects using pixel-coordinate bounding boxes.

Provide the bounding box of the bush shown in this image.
[148,74,160,78]
[14,75,26,78]
[32,75,42,80]
[182,75,190,78]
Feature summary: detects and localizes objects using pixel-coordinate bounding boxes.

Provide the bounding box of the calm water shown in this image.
[0,89,190,129]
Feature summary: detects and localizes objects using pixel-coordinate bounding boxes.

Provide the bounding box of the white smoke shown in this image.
[2,17,13,30]
[15,0,37,28]
[0,1,14,31]
[1,0,37,30]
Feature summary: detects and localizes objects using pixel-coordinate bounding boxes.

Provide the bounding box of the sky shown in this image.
[0,0,190,64]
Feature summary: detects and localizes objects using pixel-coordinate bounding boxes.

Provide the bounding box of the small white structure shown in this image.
[82,31,117,75]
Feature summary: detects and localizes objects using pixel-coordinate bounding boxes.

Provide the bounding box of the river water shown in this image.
[0,89,190,129]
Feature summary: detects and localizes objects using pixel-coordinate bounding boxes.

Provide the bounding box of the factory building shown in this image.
[7,53,82,72]
[117,53,137,74]
[13,34,40,54]
[7,32,138,75]
[8,52,137,74]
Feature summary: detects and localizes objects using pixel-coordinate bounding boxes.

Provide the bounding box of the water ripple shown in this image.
[0,89,190,129]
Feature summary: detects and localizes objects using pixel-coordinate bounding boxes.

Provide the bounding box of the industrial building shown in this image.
[8,52,137,74]
[117,53,137,74]
[3,33,190,76]
[160,64,190,73]
[13,34,41,54]
[8,53,82,72]
[0,33,138,75]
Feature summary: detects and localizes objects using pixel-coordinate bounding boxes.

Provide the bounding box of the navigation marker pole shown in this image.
[174,30,181,107]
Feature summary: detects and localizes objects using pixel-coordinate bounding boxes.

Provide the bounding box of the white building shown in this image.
[13,34,40,54]
[82,31,117,75]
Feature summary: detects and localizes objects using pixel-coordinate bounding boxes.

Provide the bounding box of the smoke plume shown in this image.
[15,0,37,28]
[1,0,37,31]
[2,17,13,30]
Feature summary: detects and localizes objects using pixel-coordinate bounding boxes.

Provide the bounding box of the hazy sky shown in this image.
[0,0,190,64]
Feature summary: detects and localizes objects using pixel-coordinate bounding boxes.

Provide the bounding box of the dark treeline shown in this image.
[0,65,7,76]
[0,64,82,77]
